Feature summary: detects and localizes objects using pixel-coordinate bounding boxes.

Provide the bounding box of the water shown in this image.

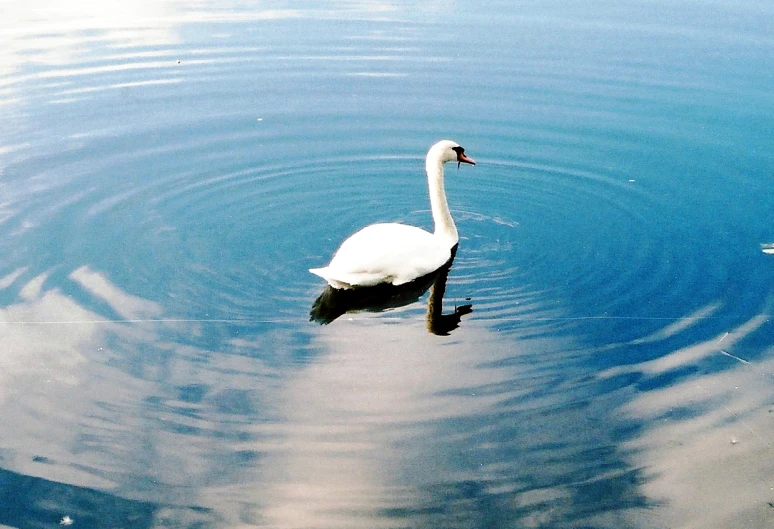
[1,1,773,527]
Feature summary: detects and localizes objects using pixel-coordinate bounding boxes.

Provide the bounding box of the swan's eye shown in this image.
[451,146,464,156]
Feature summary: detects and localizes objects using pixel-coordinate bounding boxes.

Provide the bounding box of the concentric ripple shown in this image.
[0,134,762,337]
[442,155,752,341]
[1,0,771,339]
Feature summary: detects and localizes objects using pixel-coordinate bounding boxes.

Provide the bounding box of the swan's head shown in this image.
[429,140,476,168]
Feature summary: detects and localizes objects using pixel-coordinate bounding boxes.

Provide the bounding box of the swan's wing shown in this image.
[317,223,451,287]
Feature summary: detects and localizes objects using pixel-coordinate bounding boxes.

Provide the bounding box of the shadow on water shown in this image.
[309,246,473,335]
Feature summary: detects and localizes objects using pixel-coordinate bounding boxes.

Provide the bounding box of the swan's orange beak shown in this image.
[457,152,475,167]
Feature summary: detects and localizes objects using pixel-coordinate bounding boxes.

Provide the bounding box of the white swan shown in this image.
[310,140,475,289]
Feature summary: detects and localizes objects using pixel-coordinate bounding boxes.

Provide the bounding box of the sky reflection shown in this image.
[244,314,651,528]
[604,301,774,529]
[1,263,648,527]
[2,261,769,527]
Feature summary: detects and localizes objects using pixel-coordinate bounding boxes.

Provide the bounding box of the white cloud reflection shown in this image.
[3,262,771,527]
[0,1,308,105]
[211,310,646,529]
[0,1,181,83]
[256,319,516,528]
[606,302,774,529]
[0,272,90,399]
[70,265,162,320]
[0,265,264,520]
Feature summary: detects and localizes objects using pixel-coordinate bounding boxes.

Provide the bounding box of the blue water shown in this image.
[2,1,773,528]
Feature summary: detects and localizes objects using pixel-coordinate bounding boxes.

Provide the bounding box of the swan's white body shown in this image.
[310,140,475,289]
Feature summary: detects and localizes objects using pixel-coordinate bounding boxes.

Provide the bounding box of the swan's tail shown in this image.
[310,267,395,289]
[309,267,331,280]
[309,267,352,290]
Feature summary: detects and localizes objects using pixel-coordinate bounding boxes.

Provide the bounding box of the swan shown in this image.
[309,139,475,289]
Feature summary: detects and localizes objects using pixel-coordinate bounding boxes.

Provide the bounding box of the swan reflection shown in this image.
[310,248,472,335]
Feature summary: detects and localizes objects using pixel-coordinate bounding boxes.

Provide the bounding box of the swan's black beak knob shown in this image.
[452,145,475,168]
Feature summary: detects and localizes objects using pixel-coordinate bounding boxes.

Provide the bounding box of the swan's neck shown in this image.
[426,157,458,248]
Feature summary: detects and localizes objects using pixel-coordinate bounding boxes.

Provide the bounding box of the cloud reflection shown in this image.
[7,262,767,528]
[0,271,91,401]
[605,301,774,529]
[1,263,651,527]
[249,311,648,528]
[0,266,222,524]
[0,0,182,82]
[70,265,162,320]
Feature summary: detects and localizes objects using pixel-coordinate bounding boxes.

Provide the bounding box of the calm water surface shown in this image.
[2,1,773,528]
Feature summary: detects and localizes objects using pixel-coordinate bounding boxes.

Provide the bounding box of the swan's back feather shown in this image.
[310,223,452,289]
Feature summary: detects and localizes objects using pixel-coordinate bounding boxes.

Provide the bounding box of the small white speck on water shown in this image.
[730,437,739,445]
[60,516,74,526]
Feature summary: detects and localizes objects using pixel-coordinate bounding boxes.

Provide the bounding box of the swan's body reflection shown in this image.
[310,247,472,335]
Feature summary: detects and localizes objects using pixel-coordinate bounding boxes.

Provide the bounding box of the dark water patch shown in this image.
[0,467,165,529]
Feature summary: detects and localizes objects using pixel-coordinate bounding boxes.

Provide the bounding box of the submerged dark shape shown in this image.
[310,246,472,335]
